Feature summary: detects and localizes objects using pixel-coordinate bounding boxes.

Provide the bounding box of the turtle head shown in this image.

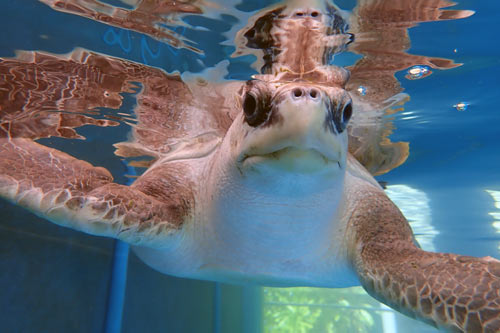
[223,75,352,193]
[205,74,354,272]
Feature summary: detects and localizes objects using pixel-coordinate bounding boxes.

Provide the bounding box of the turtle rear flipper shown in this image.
[348,187,500,332]
[0,138,188,247]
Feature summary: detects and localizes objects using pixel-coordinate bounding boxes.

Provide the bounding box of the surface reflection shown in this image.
[39,0,205,52]
[487,190,500,251]
[386,185,437,252]
[0,48,237,169]
[346,0,473,175]
[233,0,473,175]
[0,0,470,177]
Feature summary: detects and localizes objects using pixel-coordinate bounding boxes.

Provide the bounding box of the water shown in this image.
[0,0,499,332]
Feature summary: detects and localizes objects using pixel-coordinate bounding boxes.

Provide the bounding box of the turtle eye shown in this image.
[243,92,270,127]
[327,100,353,134]
[342,102,352,127]
[335,101,352,133]
[243,93,257,119]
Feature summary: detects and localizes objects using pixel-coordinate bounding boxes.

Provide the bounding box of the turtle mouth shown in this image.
[238,146,341,172]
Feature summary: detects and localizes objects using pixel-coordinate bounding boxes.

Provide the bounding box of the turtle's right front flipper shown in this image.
[0,138,188,247]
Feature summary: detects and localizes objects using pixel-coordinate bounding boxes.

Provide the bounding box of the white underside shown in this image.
[133,161,361,288]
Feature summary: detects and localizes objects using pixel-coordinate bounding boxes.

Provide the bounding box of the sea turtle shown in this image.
[1,0,499,332]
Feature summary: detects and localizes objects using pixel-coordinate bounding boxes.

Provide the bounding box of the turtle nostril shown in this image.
[293,88,303,98]
[309,89,318,99]
[311,11,319,17]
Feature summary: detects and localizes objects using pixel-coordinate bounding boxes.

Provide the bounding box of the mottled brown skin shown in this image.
[0,48,222,245]
[346,185,500,332]
[0,138,190,245]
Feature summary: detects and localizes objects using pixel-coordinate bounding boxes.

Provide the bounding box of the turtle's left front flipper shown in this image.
[0,138,188,247]
[347,186,500,332]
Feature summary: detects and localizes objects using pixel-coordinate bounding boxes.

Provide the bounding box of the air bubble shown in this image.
[406,65,431,80]
[357,86,367,96]
[453,102,469,111]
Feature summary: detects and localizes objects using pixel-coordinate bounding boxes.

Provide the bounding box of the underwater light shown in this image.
[385,185,437,252]
[486,190,500,249]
